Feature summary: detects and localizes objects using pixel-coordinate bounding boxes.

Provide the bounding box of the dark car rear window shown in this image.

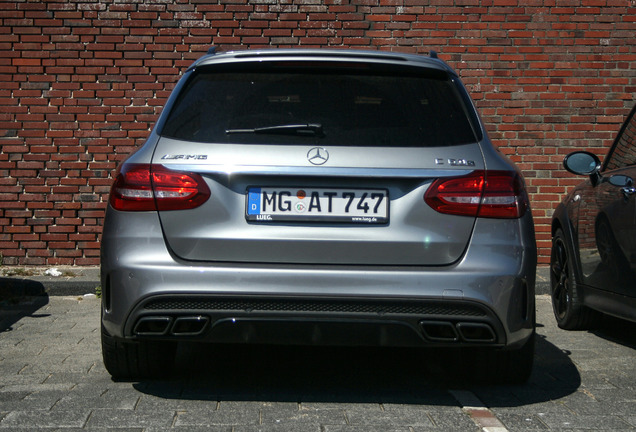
[161,66,479,147]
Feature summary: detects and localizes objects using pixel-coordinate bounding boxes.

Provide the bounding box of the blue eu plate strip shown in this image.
[247,188,261,215]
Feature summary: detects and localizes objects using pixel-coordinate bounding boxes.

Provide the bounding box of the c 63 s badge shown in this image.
[435,158,475,167]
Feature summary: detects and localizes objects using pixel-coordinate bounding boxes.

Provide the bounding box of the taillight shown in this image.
[109,164,210,211]
[424,170,528,219]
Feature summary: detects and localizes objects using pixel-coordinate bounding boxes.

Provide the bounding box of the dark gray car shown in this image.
[551,102,636,329]
[100,49,537,382]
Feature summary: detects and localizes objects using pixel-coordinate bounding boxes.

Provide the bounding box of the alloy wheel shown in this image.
[550,236,571,321]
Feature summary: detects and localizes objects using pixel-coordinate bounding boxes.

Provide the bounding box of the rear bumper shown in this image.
[101,209,536,349]
[123,294,506,348]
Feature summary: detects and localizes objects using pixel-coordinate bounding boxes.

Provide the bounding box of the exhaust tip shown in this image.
[420,320,459,342]
[134,316,172,336]
[456,322,496,342]
[171,316,209,336]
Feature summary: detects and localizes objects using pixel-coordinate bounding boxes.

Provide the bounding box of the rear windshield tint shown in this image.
[161,67,479,147]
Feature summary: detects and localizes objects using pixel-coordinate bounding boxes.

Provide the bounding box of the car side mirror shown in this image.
[563,151,602,186]
[608,174,633,187]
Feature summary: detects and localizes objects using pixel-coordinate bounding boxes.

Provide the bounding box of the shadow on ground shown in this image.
[133,330,582,407]
[0,277,49,333]
[592,314,636,349]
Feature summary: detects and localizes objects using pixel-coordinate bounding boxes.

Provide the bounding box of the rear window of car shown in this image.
[161,64,480,147]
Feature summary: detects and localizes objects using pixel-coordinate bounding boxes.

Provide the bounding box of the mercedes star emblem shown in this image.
[307,147,329,165]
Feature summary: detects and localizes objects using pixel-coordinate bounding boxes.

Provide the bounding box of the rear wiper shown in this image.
[225,123,323,137]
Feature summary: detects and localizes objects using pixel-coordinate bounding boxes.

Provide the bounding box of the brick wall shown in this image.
[0,0,634,266]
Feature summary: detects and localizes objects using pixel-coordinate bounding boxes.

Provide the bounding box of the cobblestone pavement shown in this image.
[1,295,635,431]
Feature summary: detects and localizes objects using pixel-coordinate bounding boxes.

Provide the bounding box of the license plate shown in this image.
[246,187,389,223]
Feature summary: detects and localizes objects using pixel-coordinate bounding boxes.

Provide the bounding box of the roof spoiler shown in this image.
[206,46,439,59]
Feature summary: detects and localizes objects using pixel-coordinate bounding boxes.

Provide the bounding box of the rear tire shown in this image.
[101,324,177,380]
[550,228,599,330]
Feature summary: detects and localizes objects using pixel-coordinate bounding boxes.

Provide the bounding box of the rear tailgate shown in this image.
[153,140,484,266]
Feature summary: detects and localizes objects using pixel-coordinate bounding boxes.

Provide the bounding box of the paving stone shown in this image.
[174,407,261,427]
[25,429,143,432]
[323,427,411,432]
[299,401,379,411]
[0,390,30,402]
[0,409,90,428]
[344,405,434,427]
[52,386,141,411]
[536,412,633,430]
[146,428,230,432]
[235,426,321,432]
[0,389,67,411]
[426,410,481,430]
[587,388,636,404]
[135,394,218,411]
[495,412,550,430]
[261,406,346,426]
[86,409,176,428]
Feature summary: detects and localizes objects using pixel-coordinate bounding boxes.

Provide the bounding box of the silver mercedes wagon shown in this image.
[100,49,537,382]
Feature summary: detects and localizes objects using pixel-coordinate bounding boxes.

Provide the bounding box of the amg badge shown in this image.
[161,154,208,160]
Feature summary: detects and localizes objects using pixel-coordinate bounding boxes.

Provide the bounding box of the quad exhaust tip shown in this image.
[456,322,496,342]
[420,320,459,342]
[171,316,209,336]
[420,320,496,343]
[134,316,172,336]
[133,316,209,337]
